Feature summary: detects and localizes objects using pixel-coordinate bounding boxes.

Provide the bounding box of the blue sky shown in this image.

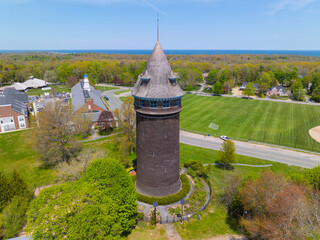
[0,0,319,50]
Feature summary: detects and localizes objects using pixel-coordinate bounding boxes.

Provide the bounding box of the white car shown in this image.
[220,136,230,141]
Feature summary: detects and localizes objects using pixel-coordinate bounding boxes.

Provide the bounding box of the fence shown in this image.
[142,178,212,224]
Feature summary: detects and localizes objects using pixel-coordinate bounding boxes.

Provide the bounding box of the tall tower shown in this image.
[132,40,184,197]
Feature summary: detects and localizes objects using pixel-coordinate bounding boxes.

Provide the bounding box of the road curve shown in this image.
[180,130,320,169]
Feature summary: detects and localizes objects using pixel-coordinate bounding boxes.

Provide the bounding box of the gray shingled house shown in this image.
[71,75,108,123]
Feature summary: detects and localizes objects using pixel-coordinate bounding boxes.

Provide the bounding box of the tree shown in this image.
[207,68,220,84]
[33,101,91,165]
[27,158,137,239]
[56,148,107,182]
[43,70,58,84]
[243,82,256,98]
[66,75,79,87]
[218,140,237,169]
[96,111,114,131]
[0,171,10,212]
[258,82,268,96]
[291,80,305,101]
[212,81,223,95]
[113,97,136,167]
[223,80,234,94]
[239,172,308,240]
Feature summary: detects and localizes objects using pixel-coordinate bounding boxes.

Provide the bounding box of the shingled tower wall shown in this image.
[132,41,184,197]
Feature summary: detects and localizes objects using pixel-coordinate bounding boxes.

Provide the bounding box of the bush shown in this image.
[137,174,190,205]
[137,212,144,220]
[27,159,138,239]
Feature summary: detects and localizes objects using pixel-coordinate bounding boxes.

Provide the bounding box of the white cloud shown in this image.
[269,0,316,14]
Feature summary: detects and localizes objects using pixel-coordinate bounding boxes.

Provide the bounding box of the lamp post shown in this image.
[180,199,185,222]
[153,201,158,225]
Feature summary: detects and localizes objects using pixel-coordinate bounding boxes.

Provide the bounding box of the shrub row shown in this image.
[137,174,191,205]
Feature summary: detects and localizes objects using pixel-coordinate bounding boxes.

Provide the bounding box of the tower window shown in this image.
[151,101,157,108]
[163,100,170,108]
[174,99,180,106]
[139,100,145,108]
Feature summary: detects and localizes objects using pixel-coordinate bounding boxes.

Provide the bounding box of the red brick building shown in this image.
[0,88,29,133]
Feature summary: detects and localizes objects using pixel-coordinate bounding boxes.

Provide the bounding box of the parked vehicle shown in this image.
[220,136,230,141]
[104,96,109,101]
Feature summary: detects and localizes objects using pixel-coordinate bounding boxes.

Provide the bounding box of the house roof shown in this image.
[0,88,28,116]
[270,86,285,91]
[71,81,107,113]
[23,76,46,89]
[242,82,259,90]
[132,41,184,99]
[10,83,27,91]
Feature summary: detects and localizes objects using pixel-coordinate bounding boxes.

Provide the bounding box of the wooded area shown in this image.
[1,52,320,100]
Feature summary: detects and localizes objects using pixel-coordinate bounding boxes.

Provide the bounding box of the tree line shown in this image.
[1,53,320,97]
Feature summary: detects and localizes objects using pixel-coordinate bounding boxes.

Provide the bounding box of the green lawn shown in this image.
[120,96,129,102]
[0,130,57,188]
[94,86,120,91]
[27,84,71,96]
[114,89,131,95]
[181,94,320,152]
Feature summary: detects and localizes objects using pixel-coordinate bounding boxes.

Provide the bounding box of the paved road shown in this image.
[101,89,127,111]
[180,131,320,169]
[192,91,320,106]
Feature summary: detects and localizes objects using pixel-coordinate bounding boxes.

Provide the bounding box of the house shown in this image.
[239,82,259,92]
[7,76,47,92]
[268,86,290,96]
[0,88,29,133]
[23,76,47,89]
[71,74,111,124]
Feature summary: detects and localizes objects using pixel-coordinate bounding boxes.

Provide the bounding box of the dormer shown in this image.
[140,71,151,85]
[168,71,177,84]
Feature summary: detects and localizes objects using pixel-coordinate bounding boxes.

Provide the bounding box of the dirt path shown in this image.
[164,224,181,240]
[309,126,320,143]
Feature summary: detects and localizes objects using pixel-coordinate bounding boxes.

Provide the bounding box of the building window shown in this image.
[139,100,145,108]
[151,101,157,108]
[174,99,180,106]
[163,100,170,108]
[0,117,15,132]
[18,116,26,129]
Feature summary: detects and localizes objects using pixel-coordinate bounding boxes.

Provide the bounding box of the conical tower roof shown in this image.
[132,41,184,99]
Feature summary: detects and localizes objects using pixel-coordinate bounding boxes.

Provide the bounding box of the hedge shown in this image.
[137,174,191,205]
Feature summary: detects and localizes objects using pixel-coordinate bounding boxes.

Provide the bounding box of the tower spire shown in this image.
[157,13,159,41]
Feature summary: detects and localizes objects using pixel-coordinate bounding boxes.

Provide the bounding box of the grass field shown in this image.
[114,89,131,95]
[0,130,57,187]
[27,84,71,95]
[94,86,120,91]
[181,94,320,152]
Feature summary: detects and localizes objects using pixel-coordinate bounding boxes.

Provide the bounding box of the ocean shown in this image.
[1,49,320,56]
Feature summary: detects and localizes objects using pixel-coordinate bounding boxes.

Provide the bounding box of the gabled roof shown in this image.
[71,82,106,113]
[132,41,184,99]
[0,88,28,116]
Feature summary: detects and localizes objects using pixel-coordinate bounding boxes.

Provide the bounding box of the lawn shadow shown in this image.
[214,161,235,171]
